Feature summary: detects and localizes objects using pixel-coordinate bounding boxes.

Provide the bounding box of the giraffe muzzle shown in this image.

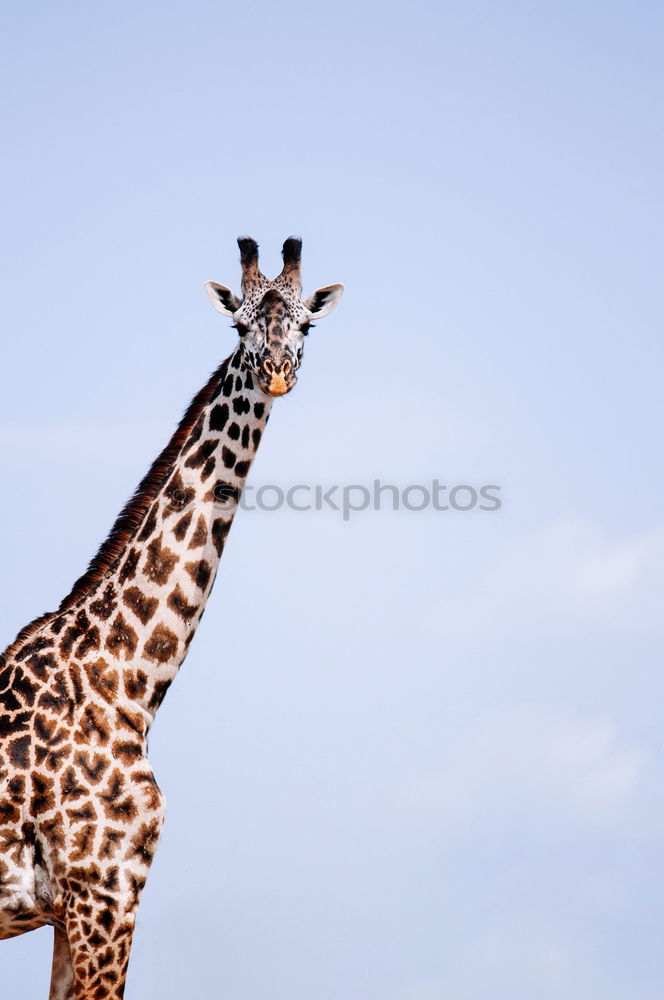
[262,357,294,397]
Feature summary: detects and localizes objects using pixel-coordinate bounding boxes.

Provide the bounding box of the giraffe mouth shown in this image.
[267,373,289,396]
[260,371,297,396]
[261,357,295,396]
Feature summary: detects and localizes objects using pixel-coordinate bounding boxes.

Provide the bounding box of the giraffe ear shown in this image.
[205,281,242,317]
[302,283,344,319]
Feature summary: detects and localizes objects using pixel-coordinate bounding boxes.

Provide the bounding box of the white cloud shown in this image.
[400,705,644,822]
[429,515,664,638]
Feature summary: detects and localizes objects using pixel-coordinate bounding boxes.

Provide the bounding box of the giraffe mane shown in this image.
[2,356,230,662]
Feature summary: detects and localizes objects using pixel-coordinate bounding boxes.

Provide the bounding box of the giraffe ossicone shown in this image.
[0,236,343,999]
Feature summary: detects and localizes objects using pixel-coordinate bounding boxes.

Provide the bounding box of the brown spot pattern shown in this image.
[122,587,158,626]
[142,624,179,664]
[104,615,138,661]
[188,516,208,549]
[173,511,192,542]
[167,585,197,623]
[143,535,178,586]
[184,559,212,591]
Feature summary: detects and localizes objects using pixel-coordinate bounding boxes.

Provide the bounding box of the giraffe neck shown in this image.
[5,343,272,721]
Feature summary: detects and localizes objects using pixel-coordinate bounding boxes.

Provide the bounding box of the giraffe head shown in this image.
[205,237,343,397]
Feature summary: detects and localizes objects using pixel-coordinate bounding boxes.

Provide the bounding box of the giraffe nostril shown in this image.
[282,360,292,375]
[263,358,274,375]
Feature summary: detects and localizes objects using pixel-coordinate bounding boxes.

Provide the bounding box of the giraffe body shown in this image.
[0,238,342,998]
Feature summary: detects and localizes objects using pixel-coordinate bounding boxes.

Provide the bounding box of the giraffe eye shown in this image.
[232,322,250,336]
[300,322,315,336]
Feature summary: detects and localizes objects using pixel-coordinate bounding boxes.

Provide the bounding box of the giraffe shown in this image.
[0,236,343,999]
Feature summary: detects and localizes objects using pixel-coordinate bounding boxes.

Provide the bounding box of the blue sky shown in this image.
[2,2,664,997]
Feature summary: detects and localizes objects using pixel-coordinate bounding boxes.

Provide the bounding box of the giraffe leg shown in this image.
[49,927,74,1000]
[50,769,165,998]
[62,900,139,1000]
